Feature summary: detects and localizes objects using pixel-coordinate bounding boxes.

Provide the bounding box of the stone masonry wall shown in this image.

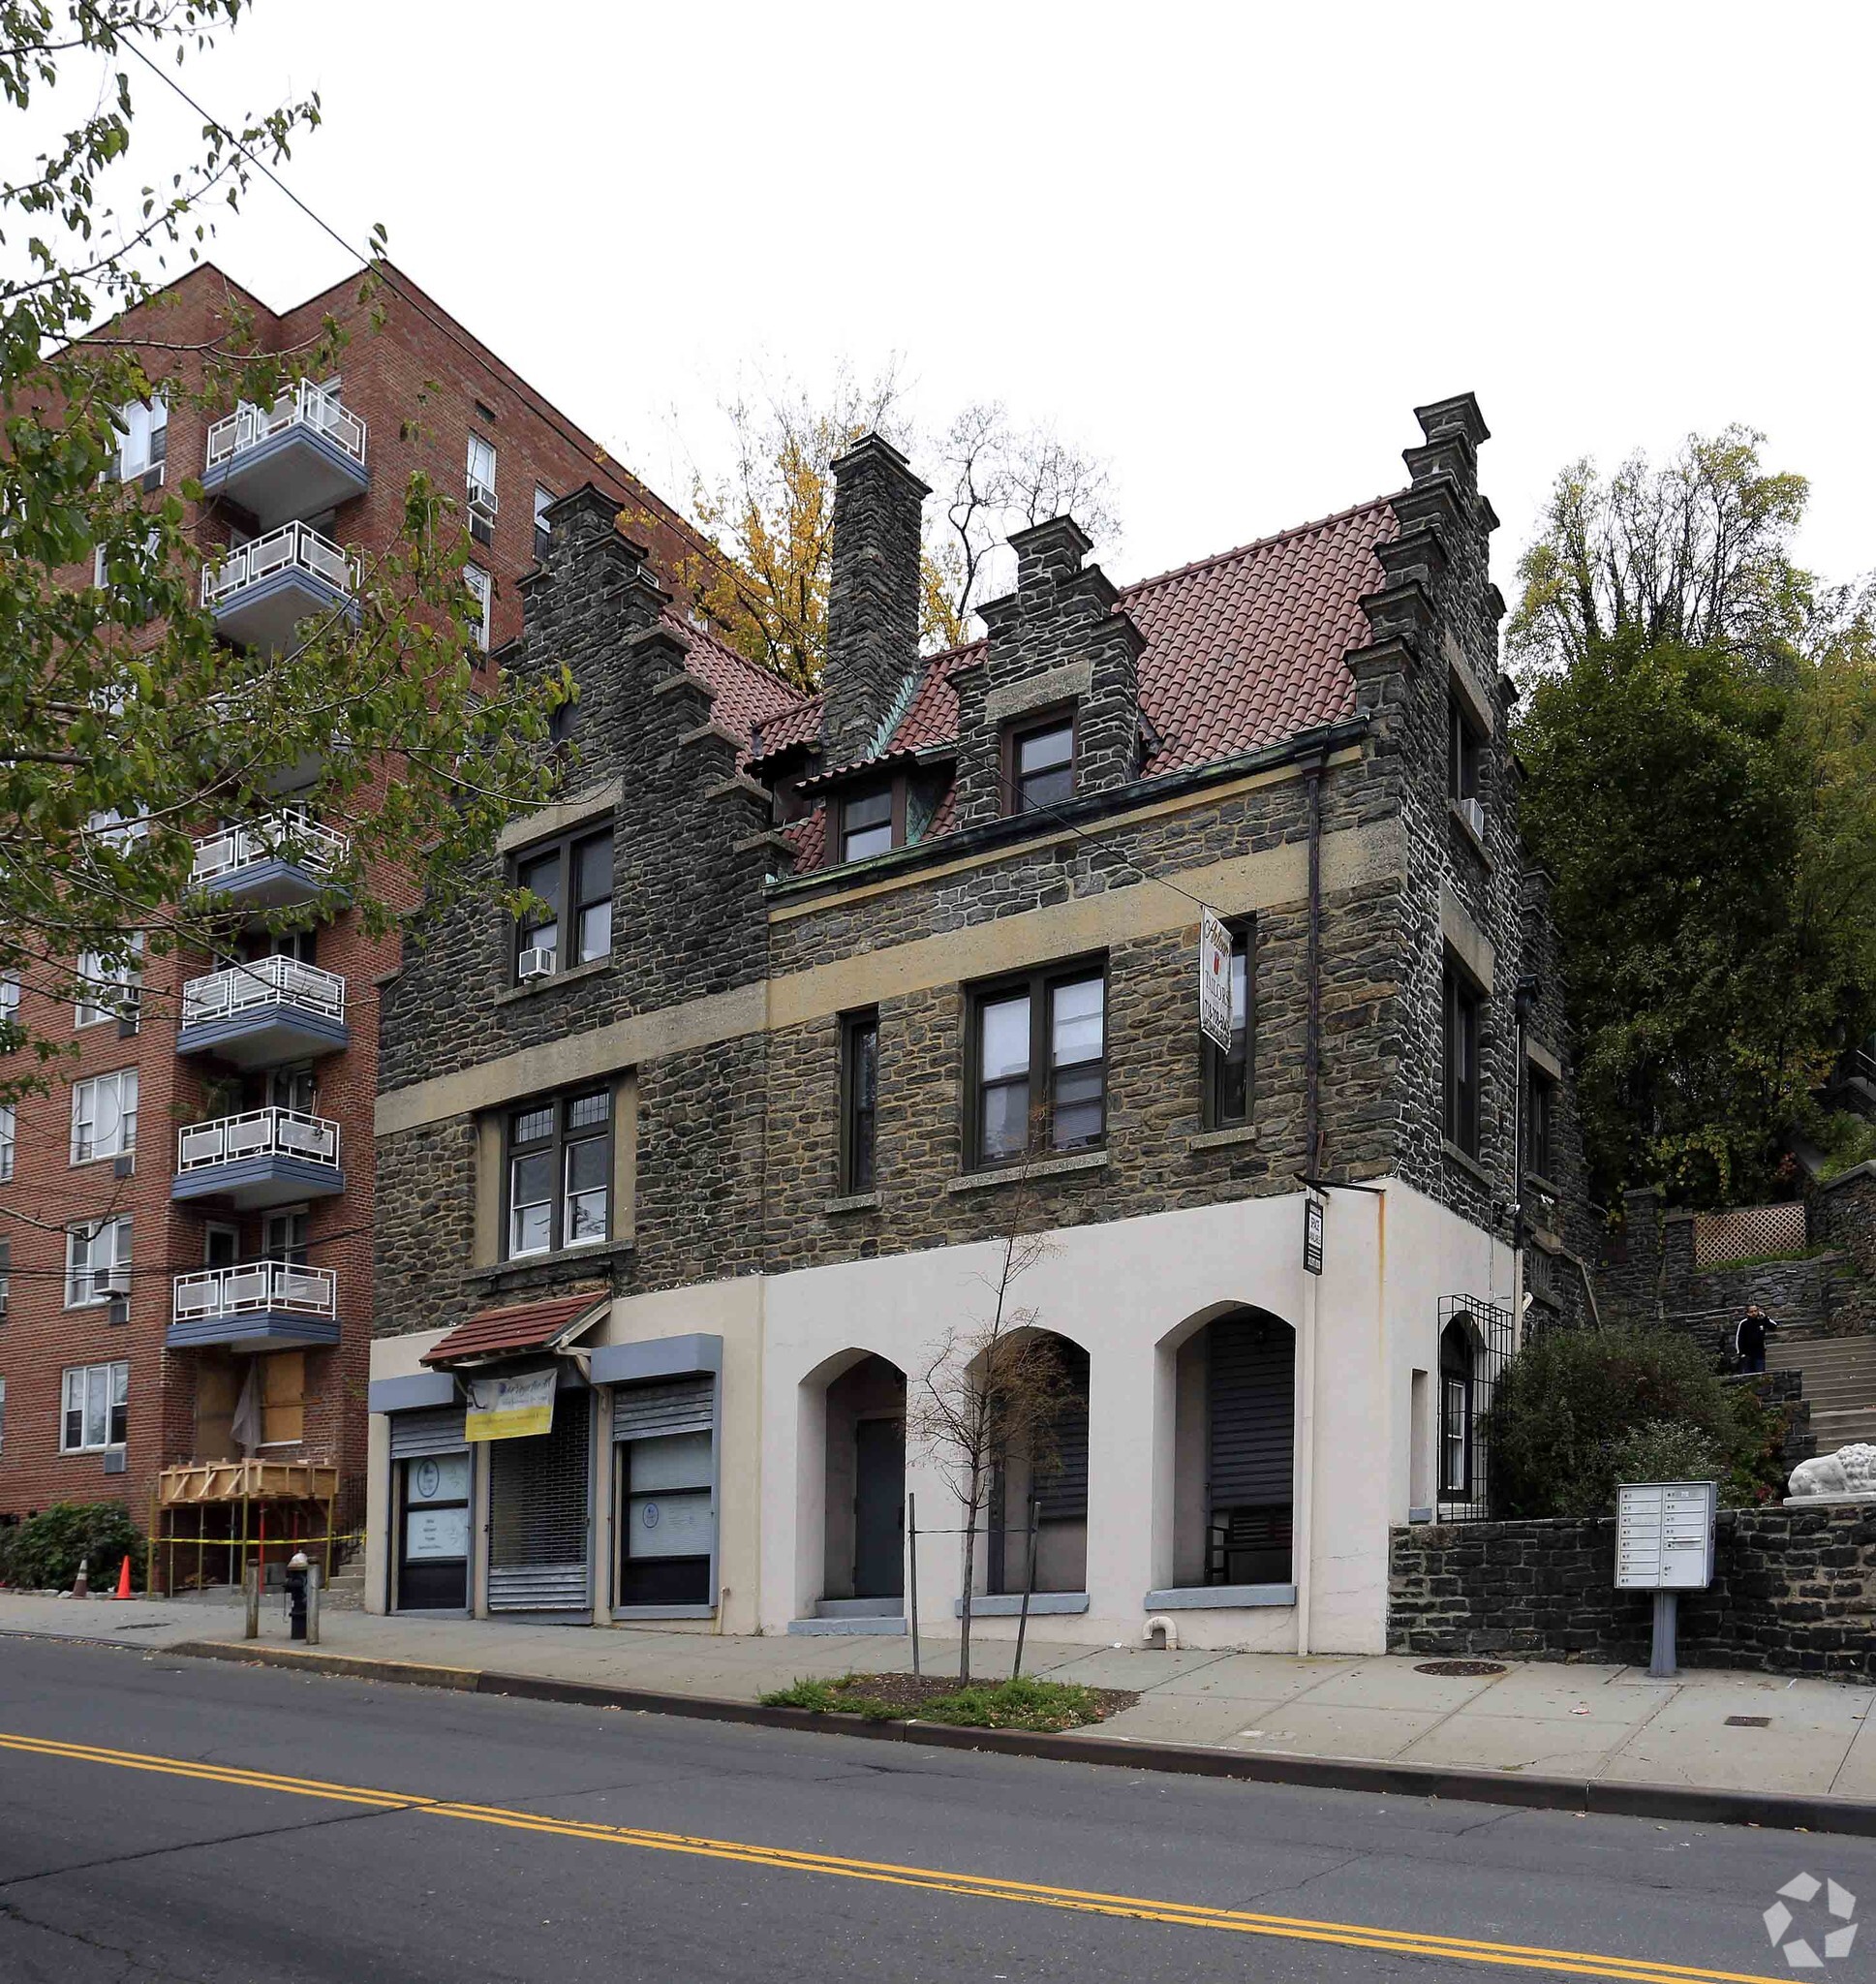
[1389,1505,1876,1679]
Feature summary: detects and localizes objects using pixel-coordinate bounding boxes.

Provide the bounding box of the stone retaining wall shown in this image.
[1388,1504,1876,1679]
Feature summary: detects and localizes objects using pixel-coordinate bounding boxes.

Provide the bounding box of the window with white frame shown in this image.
[109,396,167,482]
[0,1376,7,1457]
[466,434,497,543]
[465,564,491,652]
[0,1102,13,1184]
[0,974,16,1046]
[0,1239,10,1318]
[534,483,554,561]
[506,1089,610,1258]
[61,1360,128,1452]
[87,807,148,850]
[66,1217,132,1307]
[75,935,142,1028]
[71,1068,137,1162]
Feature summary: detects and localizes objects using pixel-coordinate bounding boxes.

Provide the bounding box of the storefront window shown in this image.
[398,1449,471,1611]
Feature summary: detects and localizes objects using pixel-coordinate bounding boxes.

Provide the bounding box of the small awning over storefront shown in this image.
[419,1292,608,1371]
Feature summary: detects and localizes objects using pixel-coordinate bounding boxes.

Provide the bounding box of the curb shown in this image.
[167,1640,1876,1839]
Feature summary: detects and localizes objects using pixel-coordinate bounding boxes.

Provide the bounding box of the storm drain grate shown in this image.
[1414,1659,1507,1677]
[1725,1715,1771,1727]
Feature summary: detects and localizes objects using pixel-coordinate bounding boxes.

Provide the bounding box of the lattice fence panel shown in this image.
[1693,1201,1806,1268]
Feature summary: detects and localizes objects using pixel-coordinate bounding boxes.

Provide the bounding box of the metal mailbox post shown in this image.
[1615,1480,1717,1677]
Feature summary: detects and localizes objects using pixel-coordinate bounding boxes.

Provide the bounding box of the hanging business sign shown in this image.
[1303,1193,1325,1277]
[1198,908,1233,1052]
[1614,1480,1716,1591]
[464,1369,557,1442]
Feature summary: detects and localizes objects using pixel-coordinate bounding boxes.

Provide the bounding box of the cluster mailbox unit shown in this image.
[1615,1479,1718,1677]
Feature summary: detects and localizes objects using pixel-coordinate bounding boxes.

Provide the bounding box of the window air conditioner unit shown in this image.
[107,1294,129,1328]
[1461,796,1486,840]
[103,1447,127,1474]
[112,1153,135,1180]
[517,946,557,982]
[95,1268,129,1298]
[467,479,498,518]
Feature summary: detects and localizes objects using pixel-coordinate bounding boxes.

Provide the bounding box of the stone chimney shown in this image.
[819,433,930,762]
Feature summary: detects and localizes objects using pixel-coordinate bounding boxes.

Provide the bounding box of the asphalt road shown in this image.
[0,1633,1871,1984]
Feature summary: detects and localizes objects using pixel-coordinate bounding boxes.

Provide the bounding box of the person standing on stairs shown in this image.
[1735,1302,1781,1375]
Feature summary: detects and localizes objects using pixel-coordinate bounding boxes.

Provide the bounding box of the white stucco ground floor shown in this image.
[363,1179,1518,1655]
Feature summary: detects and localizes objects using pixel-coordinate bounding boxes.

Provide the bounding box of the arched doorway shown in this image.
[984,1331,1090,1597]
[1438,1313,1480,1511]
[1165,1307,1296,1591]
[820,1353,906,1604]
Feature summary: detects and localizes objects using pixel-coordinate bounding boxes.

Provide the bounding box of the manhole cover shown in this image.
[1414,1659,1507,1677]
[1725,1715,1771,1727]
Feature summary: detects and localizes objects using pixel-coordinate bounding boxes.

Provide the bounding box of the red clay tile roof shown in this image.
[420,1291,609,1367]
[779,496,1399,872]
[749,695,824,761]
[666,613,807,757]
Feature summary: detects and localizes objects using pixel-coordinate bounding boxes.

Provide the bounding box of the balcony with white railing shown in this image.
[176,953,348,1069]
[191,810,349,912]
[201,381,369,530]
[202,521,360,654]
[169,1258,340,1349]
[172,1106,343,1210]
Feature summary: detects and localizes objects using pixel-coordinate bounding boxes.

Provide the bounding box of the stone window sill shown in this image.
[1186,1123,1258,1154]
[493,954,613,1007]
[611,1603,716,1622]
[1442,1139,1490,1186]
[823,1192,882,1216]
[1144,1584,1296,1611]
[1448,797,1492,867]
[952,1593,1090,1618]
[465,1236,634,1286]
[946,1149,1109,1194]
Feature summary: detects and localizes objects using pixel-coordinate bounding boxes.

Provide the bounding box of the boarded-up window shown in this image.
[261,1351,305,1445]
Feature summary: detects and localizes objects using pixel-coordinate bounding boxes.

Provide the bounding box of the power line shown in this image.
[118,38,693,542]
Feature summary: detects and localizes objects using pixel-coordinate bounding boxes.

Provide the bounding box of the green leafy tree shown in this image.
[0,1500,144,1591]
[1,1,567,1089]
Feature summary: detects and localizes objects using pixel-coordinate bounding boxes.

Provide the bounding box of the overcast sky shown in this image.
[23,0,1874,601]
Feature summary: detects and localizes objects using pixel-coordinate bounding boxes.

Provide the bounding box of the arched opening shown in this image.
[983,1331,1090,1597]
[1168,1307,1295,1590]
[818,1353,906,1606]
[1438,1313,1479,1508]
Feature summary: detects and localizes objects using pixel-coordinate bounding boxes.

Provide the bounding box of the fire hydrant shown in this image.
[285,1550,310,1642]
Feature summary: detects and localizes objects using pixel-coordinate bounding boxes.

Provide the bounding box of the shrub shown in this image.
[0,1503,144,1592]
[1487,1329,1786,1516]
[917,1677,1109,1732]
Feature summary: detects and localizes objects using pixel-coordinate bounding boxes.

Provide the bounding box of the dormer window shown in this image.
[1008,713,1076,815]
[839,784,896,864]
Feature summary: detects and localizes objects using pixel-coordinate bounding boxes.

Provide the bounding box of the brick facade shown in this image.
[0,263,712,1536]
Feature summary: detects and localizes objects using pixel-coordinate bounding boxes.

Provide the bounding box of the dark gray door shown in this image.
[852,1416,904,1598]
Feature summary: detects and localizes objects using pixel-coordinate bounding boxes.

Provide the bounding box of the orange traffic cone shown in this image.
[113,1554,133,1601]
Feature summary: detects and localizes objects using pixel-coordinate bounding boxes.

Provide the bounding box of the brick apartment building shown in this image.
[0,262,785,1572]
[362,394,1594,1654]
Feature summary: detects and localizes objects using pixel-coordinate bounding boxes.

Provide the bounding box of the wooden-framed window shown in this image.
[1448,691,1482,804]
[838,782,898,864]
[61,1359,128,1451]
[1525,1066,1556,1182]
[505,1089,611,1259]
[511,823,613,979]
[967,961,1106,1169]
[1203,922,1252,1129]
[840,1008,879,1194]
[1003,710,1076,816]
[1443,962,1482,1159]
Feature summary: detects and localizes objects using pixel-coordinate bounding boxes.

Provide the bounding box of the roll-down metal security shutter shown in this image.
[390,1407,467,1459]
[1207,1315,1294,1506]
[612,1374,713,1442]
[487,1398,590,1611]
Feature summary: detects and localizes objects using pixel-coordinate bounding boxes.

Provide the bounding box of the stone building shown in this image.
[0,261,739,1572]
[364,395,1589,1652]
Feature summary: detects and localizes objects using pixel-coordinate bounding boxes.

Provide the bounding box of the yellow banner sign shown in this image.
[464,1370,556,1442]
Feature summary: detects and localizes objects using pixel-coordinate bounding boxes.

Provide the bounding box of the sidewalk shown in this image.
[4,1592,1872,1815]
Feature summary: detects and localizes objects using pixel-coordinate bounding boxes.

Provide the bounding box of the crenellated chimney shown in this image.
[819,433,930,762]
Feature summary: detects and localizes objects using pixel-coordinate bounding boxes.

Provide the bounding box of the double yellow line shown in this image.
[0,1729,1786,1983]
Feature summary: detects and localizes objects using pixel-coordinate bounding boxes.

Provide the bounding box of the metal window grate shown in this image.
[1434,1293,1514,1524]
[487,1397,590,1610]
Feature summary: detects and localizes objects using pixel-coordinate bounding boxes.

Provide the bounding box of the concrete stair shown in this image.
[321,1547,367,1612]
[1768,1330,1876,1449]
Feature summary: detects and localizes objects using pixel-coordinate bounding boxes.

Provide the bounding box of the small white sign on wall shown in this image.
[1615,1480,1716,1591]
[1198,908,1233,1053]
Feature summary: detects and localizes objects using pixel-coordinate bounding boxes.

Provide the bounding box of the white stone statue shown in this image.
[1788,1442,1876,1501]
